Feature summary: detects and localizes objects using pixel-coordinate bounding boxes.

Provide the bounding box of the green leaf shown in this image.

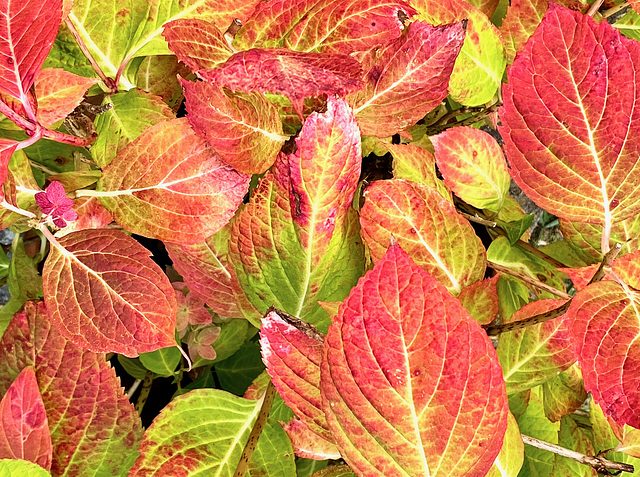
[129,388,266,475]
[542,365,587,423]
[139,346,181,376]
[497,274,530,322]
[297,458,328,477]
[0,247,9,280]
[215,341,264,396]
[486,412,524,477]
[613,8,640,42]
[0,459,51,477]
[210,319,250,363]
[118,356,149,380]
[552,416,597,476]
[248,420,296,477]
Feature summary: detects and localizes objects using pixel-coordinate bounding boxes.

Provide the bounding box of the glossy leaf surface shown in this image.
[360,179,486,295]
[350,21,465,136]
[0,367,51,470]
[42,229,178,357]
[97,117,250,244]
[322,244,508,476]
[229,98,364,329]
[183,79,287,174]
[500,5,640,238]
[0,302,143,476]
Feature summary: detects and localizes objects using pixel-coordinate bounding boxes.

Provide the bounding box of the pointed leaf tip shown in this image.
[322,244,507,476]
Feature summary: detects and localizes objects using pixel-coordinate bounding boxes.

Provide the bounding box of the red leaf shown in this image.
[182,79,286,174]
[0,302,143,475]
[163,19,233,72]
[59,196,114,236]
[261,310,333,444]
[568,281,640,427]
[201,48,363,116]
[559,265,600,292]
[283,418,341,460]
[234,0,417,57]
[499,5,640,243]
[41,229,178,357]
[0,367,51,470]
[97,118,250,244]
[458,274,500,325]
[612,250,640,290]
[34,68,98,127]
[321,244,508,476]
[165,224,242,319]
[0,0,62,103]
[350,20,465,136]
[0,138,18,194]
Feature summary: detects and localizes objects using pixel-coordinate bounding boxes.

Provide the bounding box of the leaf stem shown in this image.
[459,211,497,228]
[126,378,142,399]
[233,380,277,477]
[522,434,634,474]
[602,2,630,19]
[0,99,35,132]
[0,200,36,219]
[587,0,606,16]
[135,372,154,415]
[483,244,621,336]
[487,261,571,299]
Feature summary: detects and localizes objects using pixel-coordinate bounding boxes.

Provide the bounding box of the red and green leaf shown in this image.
[0,301,143,476]
[500,5,640,251]
[42,229,178,357]
[228,98,364,329]
[458,274,500,325]
[0,367,51,470]
[182,79,287,174]
[97,117,250,244]
[360,179,486,295]
[322,244,508,476]
[542,365,587,423]
[349,20,465,136]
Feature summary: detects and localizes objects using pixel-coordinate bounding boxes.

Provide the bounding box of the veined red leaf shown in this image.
[182,79,287,174]
[499,5,640,251]
[261,310,333,445]
[322,244,508,476]
[234,0,417,56]
[58,196,114,237]
[497,299,574,395]
[467,0,500,17]
[135,55,190,110]
[96,117,250,244]
[432,126,511,213]
[360,179,486,295]
[542,364,587,423]
[0,367,51,470]
[0,138,18,194]
[349,20,465,136]
[41,229,178,357]
[201,48,363,116]
[410,0,506,106]
[0,302,143,475]
[163,18,233,72]
[612,250,640,290]
[165,221,243,319]
[283,418,341,460]
[229,98,364,329]
[33,68,98,127]
[0,0,62,103]
[458,274,500,325]
[568,280,640,427]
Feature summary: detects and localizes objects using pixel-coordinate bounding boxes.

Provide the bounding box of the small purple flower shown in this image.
[35,181,78,228]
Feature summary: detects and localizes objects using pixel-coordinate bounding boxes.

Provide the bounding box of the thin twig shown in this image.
[588,243,622,284]
[233,381,277,477]
[126,379,142,399]
[602,2,630,19]
[459,211,497,228]
[487,261,571,300]
[522,435,634,474]
[135,372,153,415]
[587,0,606,17]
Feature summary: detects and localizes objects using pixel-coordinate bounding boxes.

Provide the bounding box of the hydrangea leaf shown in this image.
[0,140,20,194]
[568,280,640,428]
[134,55,190,110]
[165,222,242,319]
[139,347,182,376]
[228,98,364,330]
[486,412,524,477]
[499,5,640,249]
[541,364,587,423]
[42,229,178,357]
[97,117,250,244]
[552,416,597,476]
[201,49,363,116]
[432,126,511,213]
[246,420,297,477]
[498,299,574,395]
[33,68,98,127]
[360,179,486,295]
[129,388,266,475]
[458,274,500,325]
[67,0,258,89]
[0,0,62,103]
[282,418,341,460]
[322,244,507,476]
[60,196,114,237]
[0,302,143,476]
[611,250,640,290]
[0,459,51,476]
[411,0,505,106]
[182,79,287,174]
[92,89,174,168]
[309,466,356,477]
[163,18,233,72]
[0,367,51,470]
[349,21,465,136]
[467,0,500,17]
[234,0,416,56]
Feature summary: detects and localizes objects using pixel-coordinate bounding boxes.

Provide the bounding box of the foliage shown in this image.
[0,0,640,476]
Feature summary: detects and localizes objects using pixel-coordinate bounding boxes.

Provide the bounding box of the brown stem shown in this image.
[135,372,154,415]
[602,2,630,18]
[487,261,571,300]
[587,0,606,16]
[491,226,566,268]
[41,128,96,147]
[0,99,35,131]
[459,211,497,228]
[233,381,277,477]
[522,435,634,474]
[484,244,621,336]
